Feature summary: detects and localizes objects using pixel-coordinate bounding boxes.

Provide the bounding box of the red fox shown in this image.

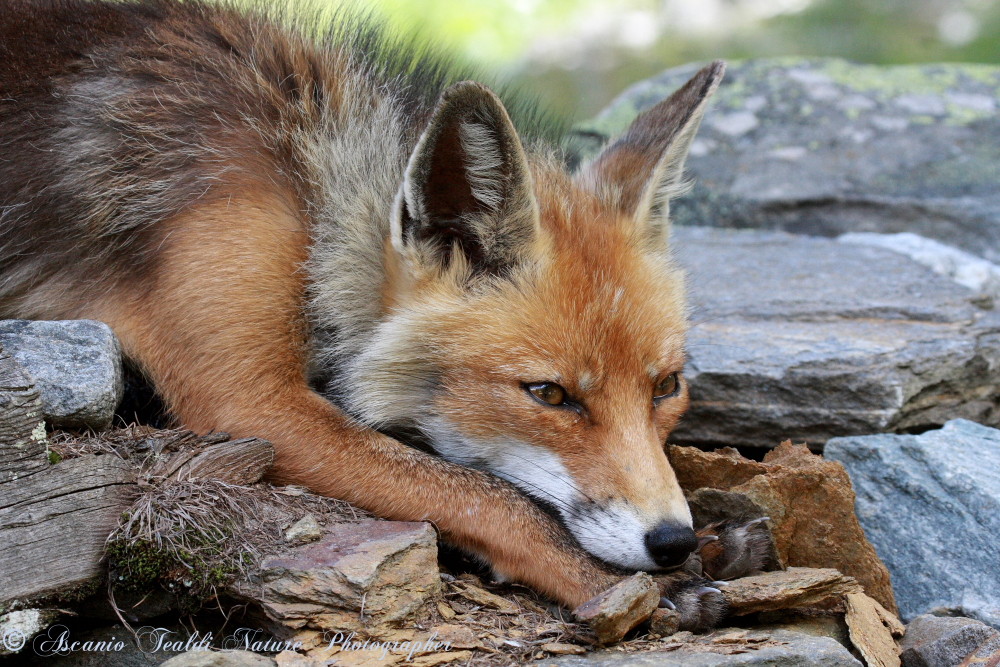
[0,0,767,628]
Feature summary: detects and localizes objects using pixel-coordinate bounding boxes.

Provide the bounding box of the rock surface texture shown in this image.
[670,443,896,612]
[161,651,276,667]
[573,573,660,644]
[548,628,862,666]
[671,226,1000,448]
[573,59,1000,263]
[899,614,1000,667]
[0,319,122,429]
[245,520,442,635]
[825,420,1000,628]
[839,232,1000,304]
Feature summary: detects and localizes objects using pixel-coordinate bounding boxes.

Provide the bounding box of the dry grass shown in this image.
[49,425,216,462]
[62,426,372,603]
[53,426,790,665]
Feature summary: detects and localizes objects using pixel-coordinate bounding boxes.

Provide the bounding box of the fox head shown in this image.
[345,62,725,572]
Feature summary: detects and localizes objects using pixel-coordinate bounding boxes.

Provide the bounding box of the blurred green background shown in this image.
[336,0,1000,121]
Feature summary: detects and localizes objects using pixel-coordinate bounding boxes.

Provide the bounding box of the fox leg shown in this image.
[654,571,727,632]
[695,518,773,581]
[652,516,773,631]
[81,192,619,608]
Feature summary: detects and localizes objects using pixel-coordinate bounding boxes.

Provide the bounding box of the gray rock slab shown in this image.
[161,651,275,667]
[548,628,861,666]
[839,232,1000,304]
[0,609,60,656]
[0,319,123,429]
[572,59,1000,263]
[28,622,182,666]
[825,420,1000,628]
[900,614,1000,667]
[671,226,1000,448]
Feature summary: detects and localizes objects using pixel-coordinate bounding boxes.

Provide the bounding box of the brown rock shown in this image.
[160,651,276,667]
[649,607,682,637]
[246,520,441,635]
[284,514,323,545]
[722,567,862,616]
[573,572,660,644]
[274,652,317,667]
[844,593,901,667]
[669,441,897,612]
[435,601,456,620]
[755,612,852,648]
[542,642,587,655]
[410,651,473,667]
[451,581,520,614]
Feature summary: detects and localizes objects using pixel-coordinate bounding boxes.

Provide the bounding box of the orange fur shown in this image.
[425,173,690,515]
[73,187,616,607]
[0,0,726,606]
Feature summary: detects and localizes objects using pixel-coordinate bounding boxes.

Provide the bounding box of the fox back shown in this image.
[0,0,724,573]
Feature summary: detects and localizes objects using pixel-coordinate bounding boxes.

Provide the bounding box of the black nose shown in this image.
[645,522,697,568]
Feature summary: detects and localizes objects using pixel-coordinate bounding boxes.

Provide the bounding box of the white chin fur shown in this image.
[570,503,661,571]
[420,416,676,571]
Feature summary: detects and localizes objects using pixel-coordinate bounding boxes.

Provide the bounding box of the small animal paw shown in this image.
[696,517,773,581]
[655,573,727,632]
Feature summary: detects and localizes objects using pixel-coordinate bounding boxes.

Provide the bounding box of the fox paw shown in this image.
[655,573,727,632]
[695,517,772,581]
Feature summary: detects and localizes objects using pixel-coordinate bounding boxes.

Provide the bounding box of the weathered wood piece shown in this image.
[0,344,47,483]
[0,455,134,606]
[0,363,275,610]
[148,437,275,485]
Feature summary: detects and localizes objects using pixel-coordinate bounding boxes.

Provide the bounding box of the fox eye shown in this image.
[654,373,681,400]
[525,382,567,406]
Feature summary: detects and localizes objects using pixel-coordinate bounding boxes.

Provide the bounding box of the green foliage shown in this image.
[106,521,241,599]
[314,0,1000,120]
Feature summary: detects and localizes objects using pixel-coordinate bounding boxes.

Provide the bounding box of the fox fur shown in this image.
[0,0,730,614]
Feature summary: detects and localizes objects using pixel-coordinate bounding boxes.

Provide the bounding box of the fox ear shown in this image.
[579,61,725,240]
[392,81,539,276]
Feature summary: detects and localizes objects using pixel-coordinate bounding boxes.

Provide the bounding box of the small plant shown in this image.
[105,478,271,603]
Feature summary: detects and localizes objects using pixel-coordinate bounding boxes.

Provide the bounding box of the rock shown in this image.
[754,613,851,649]
[669,442,897,612]
[0,609,60,656]
[825,420,1000,627]
[669,226,1000,449]
[244,520,441,635]
[649,608,682,637]
[32,622,185,667]
[274,653,315,667]
[547,628,862,665]
[284,514,322,545]
[722,568,861,616]
[451,580,520,614]
[573,59,1000,264]
[0,320,123,429]
[900,614,1000,667]
[573,572,660,644]
[160,651,276,667]
[839,232,1000,305]
[844,593,901,667]
[291,624,477,665]
[543,642,588,655]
